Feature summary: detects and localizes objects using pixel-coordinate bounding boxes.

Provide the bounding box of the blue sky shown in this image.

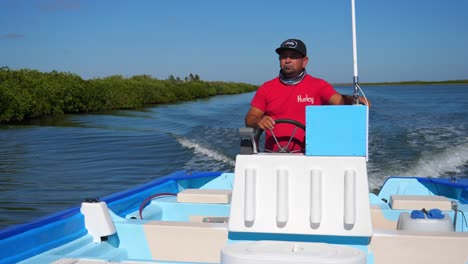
[1,0,467,85]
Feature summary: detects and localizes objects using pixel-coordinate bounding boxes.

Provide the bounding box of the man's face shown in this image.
[279,50,308,78]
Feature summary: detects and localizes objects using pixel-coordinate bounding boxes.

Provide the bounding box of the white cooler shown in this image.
[397,212,454,232]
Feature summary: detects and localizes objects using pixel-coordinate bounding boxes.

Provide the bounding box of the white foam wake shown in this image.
[405,141,468,177]
[176,137,235,166]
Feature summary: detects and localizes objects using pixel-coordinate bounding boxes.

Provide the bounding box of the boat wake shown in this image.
[369,140,468,190]
[404,141,468,177]
[176,136,235,168]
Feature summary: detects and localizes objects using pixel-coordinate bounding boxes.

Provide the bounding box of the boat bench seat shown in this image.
[390,195,452,210]
[177,189,232,204]
[370,205,397,230]
[143,220,228,263]
[371,229,468,264]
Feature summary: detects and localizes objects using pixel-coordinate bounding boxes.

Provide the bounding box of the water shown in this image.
[0,85,467,229]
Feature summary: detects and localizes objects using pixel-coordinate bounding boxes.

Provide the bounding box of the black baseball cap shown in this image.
[275,39,307,57]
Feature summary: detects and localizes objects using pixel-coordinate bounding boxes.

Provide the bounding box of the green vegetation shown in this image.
[0,67,258,124]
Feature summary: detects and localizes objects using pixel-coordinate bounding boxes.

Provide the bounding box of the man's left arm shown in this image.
[329,94,371,107]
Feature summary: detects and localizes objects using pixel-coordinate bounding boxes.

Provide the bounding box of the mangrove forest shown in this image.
[0,67,258,124]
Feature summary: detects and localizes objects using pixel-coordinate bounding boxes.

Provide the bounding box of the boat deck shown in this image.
[18,174,468,264]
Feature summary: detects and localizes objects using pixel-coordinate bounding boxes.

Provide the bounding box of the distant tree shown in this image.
[167,75,176,82]
[188,73,200,81]
[131,74,154,81]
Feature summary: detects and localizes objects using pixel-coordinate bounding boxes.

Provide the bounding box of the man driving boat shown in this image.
[245,38,370,152]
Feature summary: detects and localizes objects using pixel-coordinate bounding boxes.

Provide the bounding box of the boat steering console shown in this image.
[239,119,306,154]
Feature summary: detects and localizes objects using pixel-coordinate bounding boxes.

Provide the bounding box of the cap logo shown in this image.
[276,39,306,56]
[282,40,298,48]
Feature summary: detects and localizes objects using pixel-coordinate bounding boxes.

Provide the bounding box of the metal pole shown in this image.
[351,0,360,104]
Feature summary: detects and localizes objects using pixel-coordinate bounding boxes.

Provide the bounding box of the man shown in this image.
[245,38,369,152]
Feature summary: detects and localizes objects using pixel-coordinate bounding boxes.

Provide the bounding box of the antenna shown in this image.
[351,0,360,104]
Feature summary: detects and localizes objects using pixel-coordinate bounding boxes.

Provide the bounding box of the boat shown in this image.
[2,2,468,264]
[1,109,468,264]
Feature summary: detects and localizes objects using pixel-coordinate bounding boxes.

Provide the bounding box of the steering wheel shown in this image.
[254,119,306,153]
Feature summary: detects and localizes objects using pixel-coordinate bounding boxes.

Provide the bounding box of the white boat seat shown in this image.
[390,195,452,210]
[143,220,228,263]
[177,189,232,204]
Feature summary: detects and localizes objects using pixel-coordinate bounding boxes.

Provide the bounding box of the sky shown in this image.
[1,0,467,85]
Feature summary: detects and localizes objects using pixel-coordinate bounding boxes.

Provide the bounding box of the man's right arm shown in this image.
[245,106,264,129]
[245,106,275,130]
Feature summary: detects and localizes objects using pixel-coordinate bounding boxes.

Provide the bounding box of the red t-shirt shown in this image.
[251,74,338,152]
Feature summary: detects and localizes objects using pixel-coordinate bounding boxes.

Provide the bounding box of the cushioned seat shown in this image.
[143,220,228,263]
[390,195,452,210]
[177,189,232,204]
